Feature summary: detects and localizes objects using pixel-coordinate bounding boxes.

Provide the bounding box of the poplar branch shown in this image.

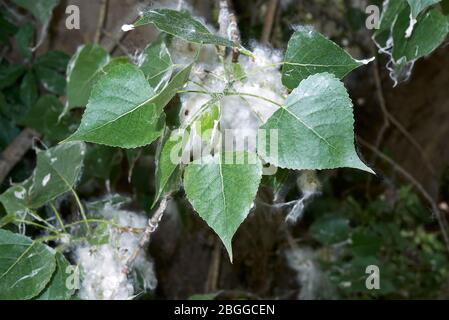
[122,196,170,275]
[0,128,41,185]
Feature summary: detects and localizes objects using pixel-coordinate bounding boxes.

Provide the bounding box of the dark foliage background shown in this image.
[1,0,449,299]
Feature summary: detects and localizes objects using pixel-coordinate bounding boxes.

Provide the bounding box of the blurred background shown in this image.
[1,0,449,299]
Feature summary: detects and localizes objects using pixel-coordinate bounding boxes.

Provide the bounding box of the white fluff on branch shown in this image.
[73,201,157,300]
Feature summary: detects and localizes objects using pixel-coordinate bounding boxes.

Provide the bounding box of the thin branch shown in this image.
[101,29,132,57]
[0,128,41,185]
[205,238,222,292]
[260,0,279,44]
[94,0,108,44]
[372,51,390,151]
[0,1,142,186]
[122,196,170,275]
[370,43,436,176]
[218,0,241,62]
[100,0,153,53]
[229,12,240,63]
[358,137,449,254]
[218,0,230,38]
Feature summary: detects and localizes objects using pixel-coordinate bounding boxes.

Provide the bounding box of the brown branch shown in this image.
[370,43,436,176]
[101,0,153,53]
[229,13,240,63]
[260,0,279,44]
[94,0,108,44]
[358,137,449,255]
[205,238,222,292]
[372,50,390,151]
[0,128,41,185]
[0,2,148,186]
[218,0,241,62]
[122,196,170,275]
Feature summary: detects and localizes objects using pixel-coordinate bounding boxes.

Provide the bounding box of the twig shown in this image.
[205,238,222,292]
[101,29,132,57]
[218,0,230,38]
[358,137,449,255]
[0,128,41,185]
[0,2,145,186]
[94,0,108,44]
[218,0,241,62]
[387,113,435,176]
[260,0,278,44]
[372,51,390,151]
[122,196,170,275]
[100,0,153,53]
[229,13,240,63]
[370,43,436,176]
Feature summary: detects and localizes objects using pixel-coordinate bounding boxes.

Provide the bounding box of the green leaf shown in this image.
[66,44,110,109]
[0,229,56,300]
[35,50,70,71]
[12,0,59,24]
[139,38,173,90]
[34,52,70,95]
[282,26,370,90]
[0,181,31,217]
[65,63,192,148]
[184,152,263,261]
[153,130,183,205]
[260,73,373,173]
[126,148,142,182]
[0,117,19,150]
[189,292,221,300]
[0,11,18,44]
[31,142,86,208]
[0,142,86,215]
[407,0,441,19]
[351,228,382,257]
[15,23,34,60]
[35,66,66,95]
[392,7,449,63]
[36,252,74,300]
[0,64,25,89]
[20,95,76,142]
[195,103,219,137]
[19,71,38,108]
[82,144,121,180]
[231,62,246,81]
[132,9,235,48]
[87,223,110,246]
[310,215,350,245]
[373,0,407,49]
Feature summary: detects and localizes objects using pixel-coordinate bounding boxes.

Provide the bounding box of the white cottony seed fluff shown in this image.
[73,200,157,300]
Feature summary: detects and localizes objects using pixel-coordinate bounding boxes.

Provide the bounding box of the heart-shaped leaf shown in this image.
[36,252,74,300]
[0,141,86,216]
[407,0,441,19]
[392,7,449,63]
[0,229,56,300]
[12,0,58,24]
[282,26,371,90]
[131,9,235,47]
[261,73,373,173]
[65,63,191,148]
[184,152,262,261]
[66,44,110,109]
[139,37,173,90]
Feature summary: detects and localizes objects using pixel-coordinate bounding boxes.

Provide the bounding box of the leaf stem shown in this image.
[71,188,90,233]
[50,203,67,233]
[227,91,282,107]
[14,219,61,234]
